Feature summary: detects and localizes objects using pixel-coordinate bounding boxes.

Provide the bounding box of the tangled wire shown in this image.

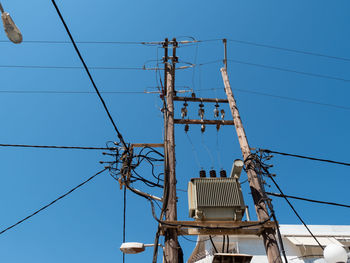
[102,142,165,190]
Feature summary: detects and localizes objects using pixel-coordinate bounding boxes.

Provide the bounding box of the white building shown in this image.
[188,225,350,263]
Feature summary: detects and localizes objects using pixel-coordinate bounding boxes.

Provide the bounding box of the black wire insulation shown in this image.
[0,168,107,236]
[260,149,350,167]
[222,235,225,253]
[51,0,128,150]
[268,175,324,250]
[226,235,229,253]
[266,192,350,209]
[210,236,218,253]
[253,151,288,263]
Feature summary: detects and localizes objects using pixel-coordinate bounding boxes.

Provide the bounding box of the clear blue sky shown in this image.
[0,0,349,262]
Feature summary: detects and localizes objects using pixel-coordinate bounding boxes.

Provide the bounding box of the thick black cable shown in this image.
[148,196,272,230]
[251,151,322,252]
[222,235,225,253]
[266,192,350,209]
[51,0,128,150]
[226,235,229,253]
[260,149,350,167]
[255,151,288,263]
[209,236,218,253]
[0,168,107,236]
[0,143,113,150]
[270,211,288,263]
[268,175,324,250]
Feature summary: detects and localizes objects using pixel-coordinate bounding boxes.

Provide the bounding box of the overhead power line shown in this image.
[0,143,114,150]
[1,58,348,84]
[0,39,206,45]
[197,59,350,83]
[0,39,153,44]
[0,168,107,236]
[0,90,149,94]
[228,39,350,62]
[197,87,350,112]
[227,59,350,82]
[1,87,349,113]
[2,37,349,63]
[51,0,128,149]
[0,65,145,70]
[260,149,350,167]
[232,88,350,111]
[266,192,350,209]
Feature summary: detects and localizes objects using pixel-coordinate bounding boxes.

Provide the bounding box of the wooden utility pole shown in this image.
[221,66,282,263]
[163,38,179,263]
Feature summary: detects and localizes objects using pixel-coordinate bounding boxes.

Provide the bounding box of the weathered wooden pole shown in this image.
[163,38,179,263]
[221,66,282,263]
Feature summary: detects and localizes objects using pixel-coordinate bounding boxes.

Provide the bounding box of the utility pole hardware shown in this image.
[158,38,281,263]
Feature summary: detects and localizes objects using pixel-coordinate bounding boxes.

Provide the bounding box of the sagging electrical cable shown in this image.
[266,192,350,209]
[210,236,218,253]
[148,195,272,230]
[268,175,324,250]
[51,0,128,150]
[252,150,319,257]
[254,151,288,263]
[0,167,108,236]
[222,235,225,253]
[260,149,350,167]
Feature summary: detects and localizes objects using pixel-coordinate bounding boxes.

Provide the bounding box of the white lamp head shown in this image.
[323,243,348,263]
[0,4,22,44]
[120,242,145,254]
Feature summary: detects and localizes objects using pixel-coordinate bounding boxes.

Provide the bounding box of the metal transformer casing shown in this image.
[188,177,246,221]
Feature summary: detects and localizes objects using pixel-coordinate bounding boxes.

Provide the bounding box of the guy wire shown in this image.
[216,130,223,169]
[201,133,215,169]
[185,133,202,169]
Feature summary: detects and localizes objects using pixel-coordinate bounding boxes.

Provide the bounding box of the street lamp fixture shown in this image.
[120,242,164,255]
[0,2,22,44]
